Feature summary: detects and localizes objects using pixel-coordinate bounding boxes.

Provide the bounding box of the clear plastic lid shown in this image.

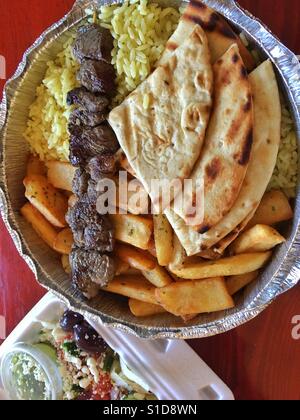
[0,343,63,400]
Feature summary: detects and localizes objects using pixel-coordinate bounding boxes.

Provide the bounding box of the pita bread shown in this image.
[166,60,281,256]
[212,207,257,255]
[157,0,255,71]
[109,26,213,209]
[174,44,253,233]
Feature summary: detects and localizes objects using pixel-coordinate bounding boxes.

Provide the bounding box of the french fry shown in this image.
[156,277,234,316]
[142,265,173,288]
[46,161,77,192]
[24,175,68,228]
[230,224,285,254]
[181,314,198,322]
[197,249,222,260]
[53,228,73,254]
[147,240,157,257]
[61,254,71,274]
[170,252,272,279]
[226,271,259,296]
[153,214,173,266]
[128,299,166,317]
[115,244,156,271]
[247,190,293,228]
[168,234,186,271]
[125,268,141,276]
[115,177,149,215]
[68,194,78,208]
[26,155,47,176]
[21,203,58,249]
[115,257,130,276]
[103,275,157,304]
[119,153,136,177]
[110,214,153,250]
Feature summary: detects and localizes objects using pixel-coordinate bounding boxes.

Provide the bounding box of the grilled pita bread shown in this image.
[174,44,253,232]
[166,60,281,256]
[157,0,255,71]
[109,26,213,210]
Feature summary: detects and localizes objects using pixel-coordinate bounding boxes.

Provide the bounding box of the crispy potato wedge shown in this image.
[226,271,259,296]
[68,194,78,208]
[103,275,157,304]
[115,244,156,271]
[61,254,71,274]
[115,177,149,215]
[125,268,141,276]
[230,224,285,254]
[24,175,68,228]
[21,203,58,249]
[128,299,166,317]
[26,155,47,176]
[247,190,293,228]
[168,234,187,271]
[197,249,222,260]
[171,252,272,279]
[115,257,130,276]
[46,161,77,192]
[119,153,136,177]
[156,277,234,316]
[181,314,198,322]
[142,265,173,288]
[147,240,157,257]
[153,214,173,266]
[53,228,73,254]
[110,214,153,250]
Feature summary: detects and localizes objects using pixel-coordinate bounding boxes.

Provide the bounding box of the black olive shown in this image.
[60,310,84,332]
[73,322,107,354]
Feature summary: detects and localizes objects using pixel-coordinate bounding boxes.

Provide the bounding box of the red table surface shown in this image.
[0,0,300,401]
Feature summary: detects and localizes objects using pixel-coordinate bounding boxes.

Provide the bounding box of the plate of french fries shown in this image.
[0,0,299,339]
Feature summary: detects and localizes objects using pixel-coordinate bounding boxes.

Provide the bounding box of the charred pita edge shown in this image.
[205,157,222,182]
[236,128,254,166]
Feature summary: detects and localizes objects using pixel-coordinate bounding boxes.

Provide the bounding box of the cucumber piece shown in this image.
[34,343,57,363]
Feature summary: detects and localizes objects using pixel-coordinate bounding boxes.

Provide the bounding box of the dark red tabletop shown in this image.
[0,0,299,400]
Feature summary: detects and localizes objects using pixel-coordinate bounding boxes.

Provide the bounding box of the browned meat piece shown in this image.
[68,108,107,134]
[87,179,99,203]
[87,155,117,181]
[71,248,115,295]
[66,200,114,252]
[67,87,109,113]
[72,271,100,299]
[73,168,90,196]
[73,24,114,64]
[77,59,116,96]
[70,124,119,167]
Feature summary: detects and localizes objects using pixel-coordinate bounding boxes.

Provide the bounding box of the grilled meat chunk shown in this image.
[70,124,119,167]
[67,87,109,113]
[71,248,115,296]
[73,168,90,197]
[87,155,117,181]
[77,59,116,96]
[73,24,114,64]
[66,200,114,252]
[68,108,107,134]
[88,179,101,203]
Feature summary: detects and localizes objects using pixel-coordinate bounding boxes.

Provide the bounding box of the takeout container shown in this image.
[0,293,234,400]
[0,0,299,339]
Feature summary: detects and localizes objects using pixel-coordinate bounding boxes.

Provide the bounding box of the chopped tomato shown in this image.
[92,373,113,400]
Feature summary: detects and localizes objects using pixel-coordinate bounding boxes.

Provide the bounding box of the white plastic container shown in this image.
[0,293,234,400]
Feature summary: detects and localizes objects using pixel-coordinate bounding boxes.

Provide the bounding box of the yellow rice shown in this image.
[268,102,298,198]
[24,36,79,162]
